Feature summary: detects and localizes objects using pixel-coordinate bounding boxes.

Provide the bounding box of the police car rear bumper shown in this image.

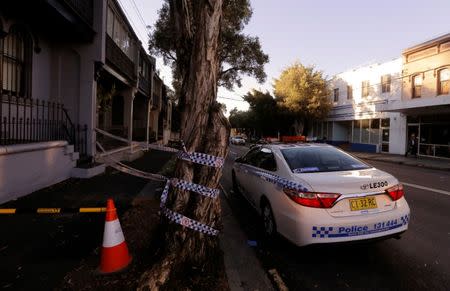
[289,200,410,246]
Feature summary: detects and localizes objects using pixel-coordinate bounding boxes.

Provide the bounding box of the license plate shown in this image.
[349,197,378,211]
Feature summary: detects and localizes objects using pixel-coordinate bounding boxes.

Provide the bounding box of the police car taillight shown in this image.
[386,184,404,201]
[283,189,341,208]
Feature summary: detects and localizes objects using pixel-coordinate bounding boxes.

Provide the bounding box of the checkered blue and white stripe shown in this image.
[400,214,410,225]
[177,151,224,168]
[159,179,220,236]
[256,170,309,192]
[312,226,334,238]
[162,208,219,236]
[171,178,220,198]
[95,129,221,235]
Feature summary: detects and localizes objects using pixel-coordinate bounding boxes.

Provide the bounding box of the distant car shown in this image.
[231,136,246,145]
[232,143,410,246]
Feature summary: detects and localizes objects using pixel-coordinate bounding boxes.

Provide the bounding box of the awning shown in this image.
[376,95,450,115]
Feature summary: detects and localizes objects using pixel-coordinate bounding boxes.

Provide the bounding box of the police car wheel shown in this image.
[262,202,276,237]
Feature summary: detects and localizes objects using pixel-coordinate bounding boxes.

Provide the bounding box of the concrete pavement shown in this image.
[350,151,450,171]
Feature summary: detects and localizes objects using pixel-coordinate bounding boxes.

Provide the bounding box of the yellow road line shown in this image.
[37,208,61,214]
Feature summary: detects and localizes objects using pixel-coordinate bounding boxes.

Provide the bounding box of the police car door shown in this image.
[245,147,278,208]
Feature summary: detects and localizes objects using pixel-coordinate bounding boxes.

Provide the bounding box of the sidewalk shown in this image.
[350,151,450,171]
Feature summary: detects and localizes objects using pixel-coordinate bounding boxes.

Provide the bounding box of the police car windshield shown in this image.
[281,146,371,173]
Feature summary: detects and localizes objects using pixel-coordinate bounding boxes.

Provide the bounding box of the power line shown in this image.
[128,0,148,32]
[117,0,147,43]
[217,96,247,102]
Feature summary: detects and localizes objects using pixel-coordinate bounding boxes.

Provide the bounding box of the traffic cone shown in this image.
[99,199,132,274]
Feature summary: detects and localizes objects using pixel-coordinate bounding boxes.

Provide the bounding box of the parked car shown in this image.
[231,136,246,145]
[232,143,410,246]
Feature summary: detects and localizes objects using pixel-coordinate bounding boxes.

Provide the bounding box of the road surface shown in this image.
[221,144,450,291]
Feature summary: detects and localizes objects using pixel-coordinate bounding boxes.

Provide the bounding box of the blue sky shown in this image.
[118,0,450,113]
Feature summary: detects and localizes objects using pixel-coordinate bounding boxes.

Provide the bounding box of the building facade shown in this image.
[311,58,406,154]
[377,33,450,159]
[0,0,172,203]
[313,33,450,159]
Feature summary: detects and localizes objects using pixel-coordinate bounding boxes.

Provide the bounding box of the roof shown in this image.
[403,32,450,55]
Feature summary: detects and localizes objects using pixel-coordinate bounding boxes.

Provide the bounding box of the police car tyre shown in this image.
[261,200,276,237]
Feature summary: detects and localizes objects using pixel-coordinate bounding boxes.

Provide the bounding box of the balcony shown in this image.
[105,35,136,82]
[62,0,93,25]
[138,75,150,95]
[152,94,160,110]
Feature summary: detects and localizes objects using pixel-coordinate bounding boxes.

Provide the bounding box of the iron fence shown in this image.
[0,95,88,157]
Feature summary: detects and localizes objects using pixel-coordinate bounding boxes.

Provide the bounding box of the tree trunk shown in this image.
[138,0,229,290]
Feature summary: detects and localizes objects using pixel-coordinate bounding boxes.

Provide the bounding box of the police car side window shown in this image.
[252,149,277,171]
[258,153,277,171]
[240,147,260,164]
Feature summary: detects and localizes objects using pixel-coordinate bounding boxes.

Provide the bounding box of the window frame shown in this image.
[381,74,391,93]
[347,85,353,100]
[412,74,422,98]
[333,88,339,102]
[438,68,449,95]
[362,80,370,97]
[1,25,32,98]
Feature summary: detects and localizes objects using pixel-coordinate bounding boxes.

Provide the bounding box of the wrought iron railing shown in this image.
[62,0,94,25]
[0,95,88,157]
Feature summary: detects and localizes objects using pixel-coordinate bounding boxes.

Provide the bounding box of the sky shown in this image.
[118,0,450,114]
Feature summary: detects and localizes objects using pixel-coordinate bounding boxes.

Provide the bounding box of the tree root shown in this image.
[137,252,180,291]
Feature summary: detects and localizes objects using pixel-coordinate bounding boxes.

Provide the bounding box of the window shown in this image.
[281,147,370,173]
[347,85,353,100]
[244,148,276,171]
[106,5,134,61]
[333,88,339,102]
[370,119,380,144]
[362,80,370,97]
[353,120,361,143]
[1,26,32,98]
[412,75,422,98]
[361,119,370,143]
[381,74,391,93]
[438,68,449,95]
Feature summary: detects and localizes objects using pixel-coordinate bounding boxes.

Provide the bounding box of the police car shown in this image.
[231,143,410,246]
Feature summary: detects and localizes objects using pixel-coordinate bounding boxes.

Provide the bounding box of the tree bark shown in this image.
[138,0,229,290]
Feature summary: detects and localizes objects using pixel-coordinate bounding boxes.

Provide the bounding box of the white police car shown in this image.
[231,143,410,246]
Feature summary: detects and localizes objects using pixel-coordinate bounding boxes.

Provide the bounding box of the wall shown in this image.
[388,112,407,155]
[328,58,402,122]
[402,38,450,100]
[0,141,78,204]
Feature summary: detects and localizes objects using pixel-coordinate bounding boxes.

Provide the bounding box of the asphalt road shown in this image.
[221,144,450,291]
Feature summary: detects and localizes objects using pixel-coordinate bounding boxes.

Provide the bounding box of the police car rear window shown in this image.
[281,147,371,173]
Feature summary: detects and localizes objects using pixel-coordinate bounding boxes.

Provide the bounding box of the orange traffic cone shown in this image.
[99,199,132,274]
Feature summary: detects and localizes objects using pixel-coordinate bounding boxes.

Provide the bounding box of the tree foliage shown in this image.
[149,0,269,90]
[274,63,332,120]
[229,90,297,137]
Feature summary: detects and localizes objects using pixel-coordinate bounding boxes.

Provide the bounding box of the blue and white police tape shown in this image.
[171,178,220,198]
[95,127,224,168]
[159,179,219,236]
[256,168,309,192]
[162,207,219,236]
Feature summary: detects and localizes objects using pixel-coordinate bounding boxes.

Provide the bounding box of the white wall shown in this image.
[328,58,402,122]
[0,141,78,204]
[388,112,407,154]
[333,122,349,141]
